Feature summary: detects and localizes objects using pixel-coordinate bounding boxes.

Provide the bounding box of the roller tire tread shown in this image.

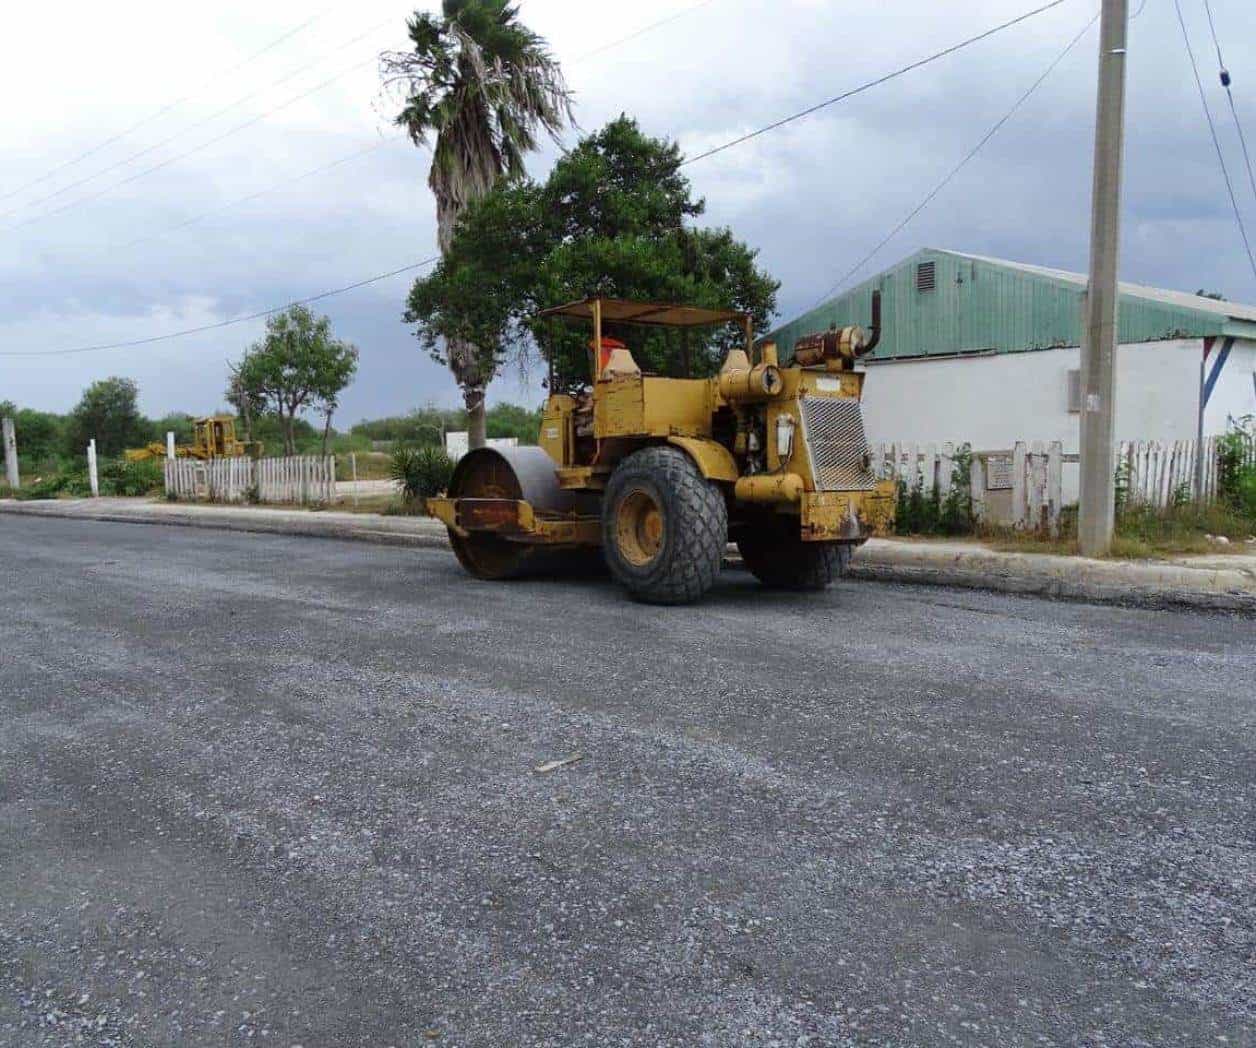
[602,446,727,605]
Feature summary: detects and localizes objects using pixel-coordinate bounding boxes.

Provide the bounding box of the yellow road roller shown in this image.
[427,295,895,604]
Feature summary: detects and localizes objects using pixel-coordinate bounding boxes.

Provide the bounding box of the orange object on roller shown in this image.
[588,336,627,374]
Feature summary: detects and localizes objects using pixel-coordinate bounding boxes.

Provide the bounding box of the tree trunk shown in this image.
[464,384,487,450]
[320,410,333,457]
[281,405,295,457]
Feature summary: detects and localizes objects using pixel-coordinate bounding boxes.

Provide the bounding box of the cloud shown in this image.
[2,0,1254,419]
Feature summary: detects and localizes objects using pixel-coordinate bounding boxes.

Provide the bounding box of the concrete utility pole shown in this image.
[2,417,18,491]
[1078,0,1130,557]
[87,439,100,498]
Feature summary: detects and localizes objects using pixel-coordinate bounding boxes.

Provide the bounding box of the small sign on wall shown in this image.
[986,453,1015,490]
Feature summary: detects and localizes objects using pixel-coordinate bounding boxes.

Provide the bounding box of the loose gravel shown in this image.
[1,516,1253,1047]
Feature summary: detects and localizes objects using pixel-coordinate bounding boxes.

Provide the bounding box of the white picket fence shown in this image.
[872,434,1256,534]
[871,441,1065,534]
[1118,438,1224,507]
[164,455,335,505]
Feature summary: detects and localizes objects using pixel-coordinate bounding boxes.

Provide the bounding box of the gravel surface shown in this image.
[1,516,1253,1047]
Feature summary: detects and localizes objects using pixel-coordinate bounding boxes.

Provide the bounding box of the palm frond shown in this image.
[380,0,573,247]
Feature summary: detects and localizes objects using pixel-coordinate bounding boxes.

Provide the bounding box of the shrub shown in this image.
[892,445,974,536]
[99,457,164,496]
[390,445,455,504]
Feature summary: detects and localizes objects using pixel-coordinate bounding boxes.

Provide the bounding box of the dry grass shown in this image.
[982,502,1255,560]
[336,451,393,481]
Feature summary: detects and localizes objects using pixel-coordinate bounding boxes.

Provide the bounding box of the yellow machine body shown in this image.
[125,415,261,462]
[426,296,896,565]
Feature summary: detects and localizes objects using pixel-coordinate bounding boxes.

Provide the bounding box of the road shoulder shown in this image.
[3,497,1253,612]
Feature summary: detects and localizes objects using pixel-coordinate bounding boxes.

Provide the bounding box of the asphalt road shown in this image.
[2,517,1253,1048]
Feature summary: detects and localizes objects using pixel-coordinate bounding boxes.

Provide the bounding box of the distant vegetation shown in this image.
[0,381,542,498]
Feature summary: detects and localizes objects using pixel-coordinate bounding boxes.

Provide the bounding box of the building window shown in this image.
[916,261,936,293]
[1067,369,1081,413]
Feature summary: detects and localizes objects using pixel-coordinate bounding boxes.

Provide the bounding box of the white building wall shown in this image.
[1204,337,1256,431]
[859,338,1207,450]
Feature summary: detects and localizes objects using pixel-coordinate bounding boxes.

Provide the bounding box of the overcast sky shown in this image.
[2,0,1254,423]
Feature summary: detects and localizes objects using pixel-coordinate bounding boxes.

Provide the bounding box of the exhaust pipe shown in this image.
[793,289,882,368]
[862,290,882,356]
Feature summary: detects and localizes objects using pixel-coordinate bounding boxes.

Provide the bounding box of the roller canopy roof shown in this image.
[536,297,748,328]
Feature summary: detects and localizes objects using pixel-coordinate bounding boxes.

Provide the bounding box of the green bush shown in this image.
[99,458,164,496]
[390,445,455,503]
[15,457,162,499]
[892,445,974,536]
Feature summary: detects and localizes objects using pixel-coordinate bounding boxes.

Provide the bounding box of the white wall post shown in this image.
[2,417,18,491]
[87,439,100,498]
[166,430,176,459]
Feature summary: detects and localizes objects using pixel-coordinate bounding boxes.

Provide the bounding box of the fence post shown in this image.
[1011,441,1027,528]
[166,431,176,460]
[87,439,99,498]
[2,417,18,491]
[1047,441,1063,537]
[970,452,986,524]
[350,452,359,507]
[1027,441,1044,531]
[938,442,954,500]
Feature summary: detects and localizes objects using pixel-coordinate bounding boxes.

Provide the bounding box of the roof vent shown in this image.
[916,261,936,293]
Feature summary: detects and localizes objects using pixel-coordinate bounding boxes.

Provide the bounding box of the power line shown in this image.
[680,0,1070,167]
[11,0,1071,359]
[1173,0,1256,281]
[1201,0,1256,211]
[0,3,345,206]
[0,257,439,358]
[2,1,722,343]
[3,55,377,234]
[115,142,393,253]
[807,12,1098,311]
[0,16,395,224]
[572,0,717,63]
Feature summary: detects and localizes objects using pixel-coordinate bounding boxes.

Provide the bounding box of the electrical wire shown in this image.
[2,55,377,234]
[0,16,395,224]
[0,257,439,358]
[1201,0,1256,210]
[7,0,1073,359]
[806,11,1099,311]
[1173,0,1256,281]
[572,0,717,63]
[0,2,346,206]
[680,0,1070,167]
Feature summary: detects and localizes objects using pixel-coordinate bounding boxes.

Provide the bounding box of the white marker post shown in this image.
[2,417,18,491]
[166,431,176,459]
[87,439,100,498]
[350,452,359,507]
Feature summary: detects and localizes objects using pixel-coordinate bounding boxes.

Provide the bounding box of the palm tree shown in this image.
[381,0,572,448]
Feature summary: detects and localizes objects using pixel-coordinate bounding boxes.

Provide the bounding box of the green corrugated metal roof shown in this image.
[766,248,1256,362]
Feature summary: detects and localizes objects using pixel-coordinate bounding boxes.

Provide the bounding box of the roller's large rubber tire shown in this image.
[737,523,851,591]
[601,446,728,605]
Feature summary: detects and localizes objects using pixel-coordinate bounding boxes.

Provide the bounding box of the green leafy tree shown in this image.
[381,0,572,448]
[230,306,359,456]
[0,401,66,462]
[486,402,541,442]
[65,377,147,457]
[405,116,779,393]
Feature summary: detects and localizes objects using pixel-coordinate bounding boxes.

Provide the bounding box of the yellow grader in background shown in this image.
[126,415,260,462]
[426,295,895,604]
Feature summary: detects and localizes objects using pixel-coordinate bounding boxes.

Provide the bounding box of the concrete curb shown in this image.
[848,542,1256,613]
[0,498,451,551]
[4,498,1254,613]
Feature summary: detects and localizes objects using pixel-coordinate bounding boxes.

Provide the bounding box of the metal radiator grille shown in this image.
[799,396,877,491]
